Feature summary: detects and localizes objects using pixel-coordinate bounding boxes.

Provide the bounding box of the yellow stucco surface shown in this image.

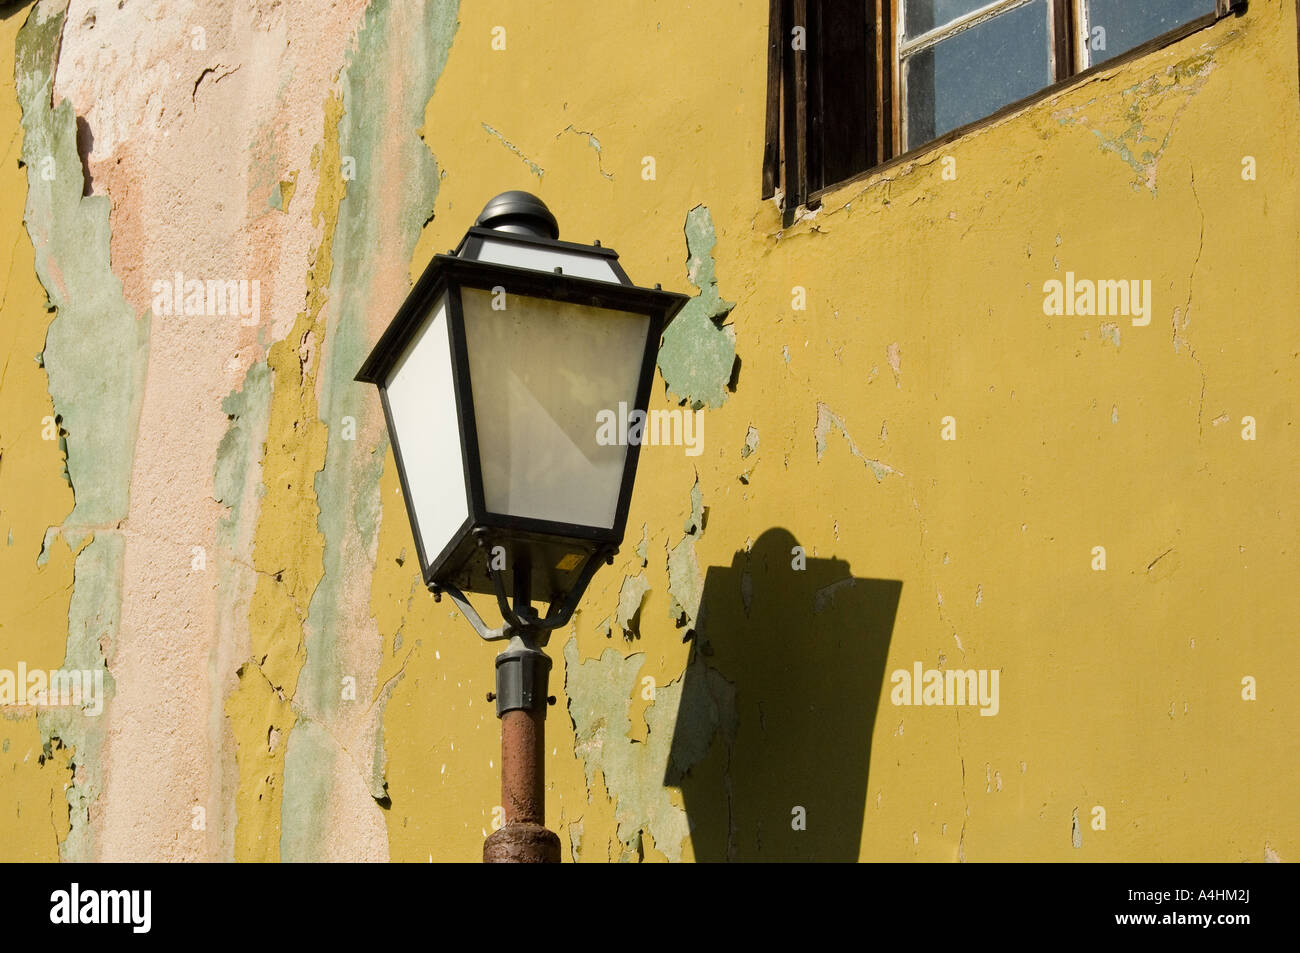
[0,0,1295,862]
[380,0,1298,861]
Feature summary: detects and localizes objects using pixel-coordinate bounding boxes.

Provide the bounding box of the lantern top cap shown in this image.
[475,191,559,241]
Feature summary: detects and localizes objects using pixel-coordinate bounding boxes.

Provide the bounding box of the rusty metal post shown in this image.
[483,632,560,863]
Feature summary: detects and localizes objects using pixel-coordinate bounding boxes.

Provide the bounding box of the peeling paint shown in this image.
[814,404,897,483]
[564,638,727,863]
[0,0,77,862]
[1051,33,1241,194]
[284,0,459,862]
[615,573,650,640]
[657,206,736,410]
[666,477,705,629]
[16,0,145,861]
[225,90,341,862]
[481,122,544,178]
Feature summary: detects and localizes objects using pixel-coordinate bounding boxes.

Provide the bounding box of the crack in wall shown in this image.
[481,122,543,177]
[1173,164,1208,437]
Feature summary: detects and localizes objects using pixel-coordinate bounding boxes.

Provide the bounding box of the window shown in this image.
[764,0,1244,210]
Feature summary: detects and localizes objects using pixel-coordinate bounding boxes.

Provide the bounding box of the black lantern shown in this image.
[357,191,687,612]
[356,191,687,862]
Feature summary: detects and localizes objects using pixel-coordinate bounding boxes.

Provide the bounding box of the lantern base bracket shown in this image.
[438,583,511,642]
[432,542,616,645]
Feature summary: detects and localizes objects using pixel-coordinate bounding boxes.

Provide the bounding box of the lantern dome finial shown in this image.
[475,191,559,240]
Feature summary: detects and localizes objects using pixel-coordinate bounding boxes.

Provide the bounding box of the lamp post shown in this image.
[356,191,687,862]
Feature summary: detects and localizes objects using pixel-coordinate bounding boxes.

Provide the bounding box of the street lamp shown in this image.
[356,191,688,862]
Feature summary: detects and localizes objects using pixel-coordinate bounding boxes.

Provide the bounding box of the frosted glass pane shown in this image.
[1084,0,1215,66]
[904,0,1050,148]
[385,296,469,564]
[469,238,623,283]
[462,287,650,529]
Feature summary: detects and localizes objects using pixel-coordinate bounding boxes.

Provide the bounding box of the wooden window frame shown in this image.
[764,0,1246,212]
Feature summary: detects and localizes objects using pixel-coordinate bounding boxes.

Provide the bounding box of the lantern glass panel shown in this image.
[462,286,650,530]
[470,238,623,283]
[384,294,469,563]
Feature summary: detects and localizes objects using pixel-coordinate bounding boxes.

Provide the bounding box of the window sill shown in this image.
[805,9,1230,208]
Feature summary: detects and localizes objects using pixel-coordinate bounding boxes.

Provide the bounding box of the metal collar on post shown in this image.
[492,632,551,718]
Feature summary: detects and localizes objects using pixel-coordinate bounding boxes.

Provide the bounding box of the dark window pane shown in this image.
[904,0,1050,148]
[1084,0,1217,65]
[904,0,1000,40]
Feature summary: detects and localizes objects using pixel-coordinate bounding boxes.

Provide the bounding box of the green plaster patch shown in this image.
[19,0,149,536]
[567,816,584,861]
[268,172,298,212]
[38,533,121,861]
[615,573,650,639]
[563,639,685,861]
[657,206,736,410]
[211,360,274,860]
[634,523,648,567]
[1051,35,1238,194]
[666,477,705,628]
[659,653,736,788]
[564,639,735,863]
[279,718,338,862]
[666,535,702,628]
[18,0,142,861]
[214,361,272,543]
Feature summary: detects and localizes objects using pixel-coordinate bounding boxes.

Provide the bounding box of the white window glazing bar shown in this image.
[899,0,1038,58]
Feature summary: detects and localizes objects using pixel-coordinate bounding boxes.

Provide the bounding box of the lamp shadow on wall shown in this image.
[664,527,901,861]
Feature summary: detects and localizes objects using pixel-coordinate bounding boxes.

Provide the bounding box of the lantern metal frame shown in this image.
[356,224,688,613]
